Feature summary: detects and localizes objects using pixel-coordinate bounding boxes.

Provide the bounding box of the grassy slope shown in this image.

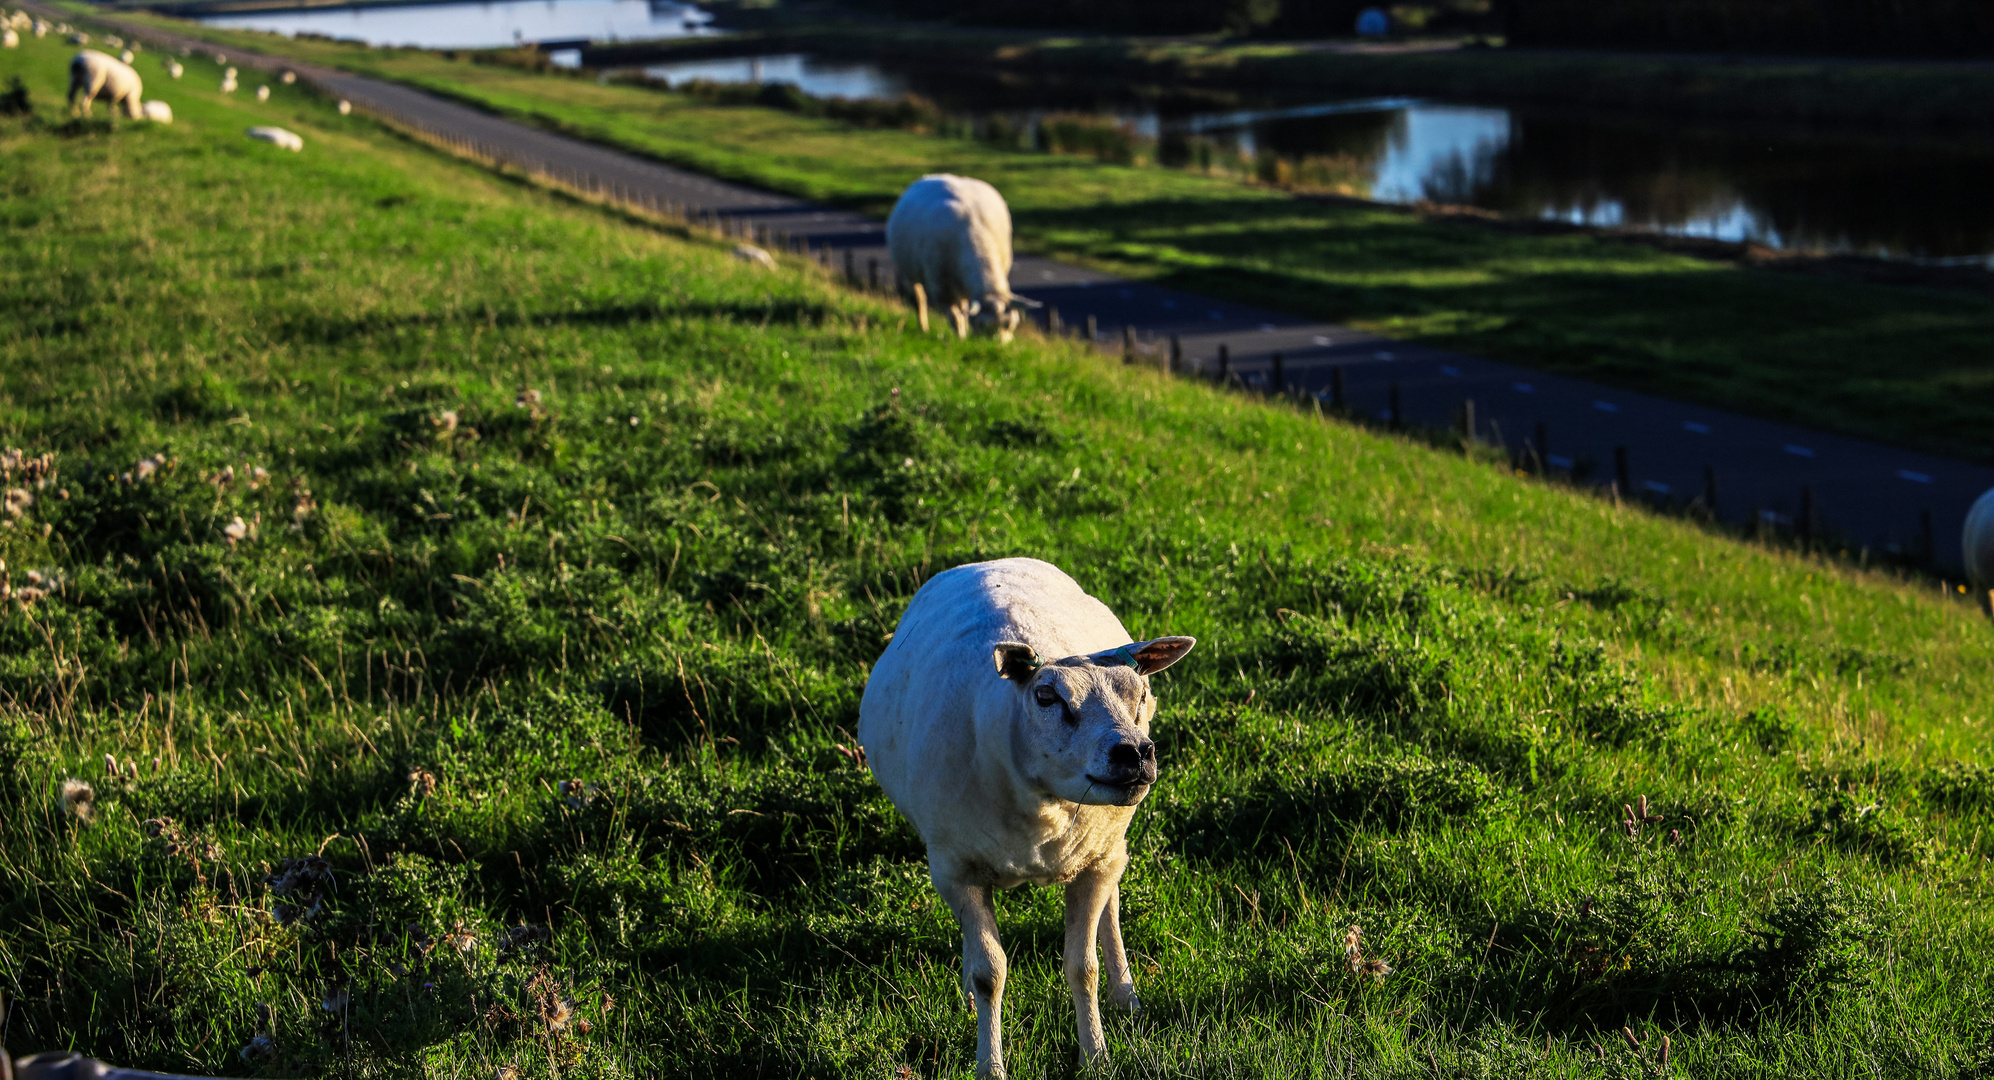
[4,33,1994,1080]
[81,13,1994,469]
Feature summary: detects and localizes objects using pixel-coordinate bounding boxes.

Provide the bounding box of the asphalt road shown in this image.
[56,7,1994,575]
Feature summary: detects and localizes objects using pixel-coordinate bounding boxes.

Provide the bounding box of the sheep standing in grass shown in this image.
[337,99,350,115]
[35,19,49,37]
[255,84,269,101]
[142,99,171,123]
[166,60,182,79]
[220,66,237,93]
[120,48,134,63]
[1964,488,1994,588]
[859,557,1195,1079]
[886,173,1036,343]
[68,50,144,119]
[3,28,16,48]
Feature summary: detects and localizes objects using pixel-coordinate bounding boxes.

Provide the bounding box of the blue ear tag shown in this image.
[1110,644,1142,670]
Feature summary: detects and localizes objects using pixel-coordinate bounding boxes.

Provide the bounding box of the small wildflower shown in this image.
[105,753,119,775]
[206,465,235,488]
[431,410,460,434]
[223,516,252,545]
[133,453,167,480]
[3,487,31,517]
[61,778,96,822]
[514,388,545,419]
[443,919,477,954]
[496,1067,521,1080]
[598,991,615,1013]
[267,855,335,924]
[249,466,270,490]
[407,769,438,798]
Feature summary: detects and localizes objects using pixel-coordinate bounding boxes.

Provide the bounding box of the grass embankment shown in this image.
[5,32,1994,1080]
[595,15,1994,128]
[84,11,1994,468]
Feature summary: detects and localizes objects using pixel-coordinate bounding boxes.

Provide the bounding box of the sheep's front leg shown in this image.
[1096,884,1141,1012]
[937,879,1009,1078]
[1064,864,1122,1065]
[951,301,971,340]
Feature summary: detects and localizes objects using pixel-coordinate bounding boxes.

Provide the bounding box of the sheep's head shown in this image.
[123,93,144,120]
[971,294,1035,344]
[992,636,1196,807]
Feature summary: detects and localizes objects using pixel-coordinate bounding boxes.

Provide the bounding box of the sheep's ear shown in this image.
[1092,636,1197,676]
[993,642,1043,682]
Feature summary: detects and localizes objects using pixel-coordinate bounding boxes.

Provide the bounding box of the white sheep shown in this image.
[35,19,49,37]
[66,31,87,45]
[730,243,776,270]
[68,50,144,119]
[142,99,172,123]
[886,173,1038,342]
[336,99,350,115]
[1964,488,1994,586]
[119,48,134,64]
[166,60,182,79]
[255,84,268,101]
[220,75,236,93]
[102,33,121,48]
[2,28,16,48]
[859,557,1195,1079]
[280,70,295,84]
[246,125,303,151]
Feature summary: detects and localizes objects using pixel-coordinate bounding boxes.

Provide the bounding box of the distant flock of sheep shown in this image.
[3,8,309,148]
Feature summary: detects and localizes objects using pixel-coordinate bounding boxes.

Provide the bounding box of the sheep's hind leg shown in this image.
[1096,884,1141,1012]
[938,879,1008,1079]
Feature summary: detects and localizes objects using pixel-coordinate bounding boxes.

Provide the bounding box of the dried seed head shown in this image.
[223,516,252,545]
[61,778,96,822]
[407,769,438,798]
[1343,925,1362,958]
[432,410,460,433]
[3,487,31,517]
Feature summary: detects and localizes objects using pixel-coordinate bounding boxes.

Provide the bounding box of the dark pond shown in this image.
[641,52,1994,263]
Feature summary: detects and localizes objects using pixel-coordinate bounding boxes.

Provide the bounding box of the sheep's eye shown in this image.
[1034,686,1059,708]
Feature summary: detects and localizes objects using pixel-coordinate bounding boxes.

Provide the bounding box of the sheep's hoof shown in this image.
[1108,984,1141,1013]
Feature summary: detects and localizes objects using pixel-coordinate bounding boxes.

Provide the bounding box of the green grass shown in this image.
[5,30,1994,1080]
[77,11,1994,468]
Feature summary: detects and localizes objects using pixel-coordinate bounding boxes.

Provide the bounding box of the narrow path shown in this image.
[56,7,1994,575]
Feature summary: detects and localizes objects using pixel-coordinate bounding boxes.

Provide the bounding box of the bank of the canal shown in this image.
[597,18,1994,129]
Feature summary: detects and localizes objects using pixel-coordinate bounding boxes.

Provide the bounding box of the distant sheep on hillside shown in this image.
[143,99,172,123]
[246,125,303,151]
[255,84,269,101]
[2,28,16,48]
[68,50,144,119]
[886,173,1036,342]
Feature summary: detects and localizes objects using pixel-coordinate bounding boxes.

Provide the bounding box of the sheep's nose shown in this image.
[1108,739,1157,769]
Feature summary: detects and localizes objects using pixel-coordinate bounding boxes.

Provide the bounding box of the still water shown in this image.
[202,0,711,51]
[643,52,1994,263]
[194,0,1994,263]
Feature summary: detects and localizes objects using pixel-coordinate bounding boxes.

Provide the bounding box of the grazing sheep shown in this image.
[336,99,350,115]
[280,70,295,84]
[1964,488,1994,587]
[142,99,171,123]
[731,243,776,270]
[220,75,236,93]
[886,173,1037,342]
[212,51,225,64]
[255,84,268,101]
[2,28,16,48]
[35,19,50,37]
[119,48,134,63]
[246,125,303,151]
[68,50,144,119]
[166,61,182,78]
[67,31,87,44]
[102,34,121,48]
[858,557,1195,1079]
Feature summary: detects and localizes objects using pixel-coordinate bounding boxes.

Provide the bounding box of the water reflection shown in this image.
[642,51,1994,261]
[202,0,712,51]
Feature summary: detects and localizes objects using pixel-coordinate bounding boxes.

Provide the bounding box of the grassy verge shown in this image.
[70,10,1994,468]
[5,30,1994,1080]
